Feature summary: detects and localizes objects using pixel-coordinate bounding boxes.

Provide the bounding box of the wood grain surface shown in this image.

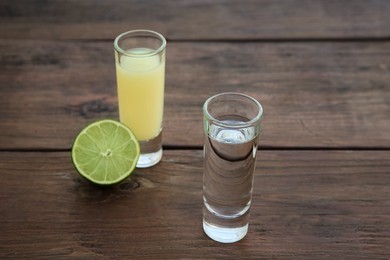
[0,150,389,259]
[1,40,389,149]
[1,1,389,258]
[0,0,389,40]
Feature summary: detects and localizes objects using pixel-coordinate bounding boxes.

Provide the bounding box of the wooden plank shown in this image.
[0,150,389,258]
[0,0,389,40]
[1,40,389,149]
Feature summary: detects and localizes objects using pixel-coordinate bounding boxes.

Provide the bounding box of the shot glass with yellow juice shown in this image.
[114,30,166,168]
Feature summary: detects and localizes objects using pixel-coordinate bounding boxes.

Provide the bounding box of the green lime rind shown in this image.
[71,119,140,185]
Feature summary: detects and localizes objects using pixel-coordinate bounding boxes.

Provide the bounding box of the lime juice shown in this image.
[115,48,165,142]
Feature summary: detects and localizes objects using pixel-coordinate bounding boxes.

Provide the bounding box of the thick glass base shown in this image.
[136,149,162,168]
[203,201,250,243]
[136,131,162,168]
[203,221,248,243]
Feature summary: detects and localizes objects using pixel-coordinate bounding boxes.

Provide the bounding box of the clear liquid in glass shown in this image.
[203,115,259,243]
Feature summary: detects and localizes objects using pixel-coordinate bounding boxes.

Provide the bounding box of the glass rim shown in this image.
[203,92,263,129]
[114,29,166,58]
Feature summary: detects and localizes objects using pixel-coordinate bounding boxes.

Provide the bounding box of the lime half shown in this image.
[72,119,140,185]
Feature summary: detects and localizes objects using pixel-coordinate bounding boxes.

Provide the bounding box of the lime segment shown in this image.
[72,119,140,185]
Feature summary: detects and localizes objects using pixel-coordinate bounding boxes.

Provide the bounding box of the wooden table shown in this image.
[1,1,389,258]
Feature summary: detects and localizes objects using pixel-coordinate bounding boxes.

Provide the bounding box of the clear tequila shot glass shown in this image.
[203,92,263,243]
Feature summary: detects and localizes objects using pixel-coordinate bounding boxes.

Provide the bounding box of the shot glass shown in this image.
[114,30,166,168]
[203,92,263,243]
